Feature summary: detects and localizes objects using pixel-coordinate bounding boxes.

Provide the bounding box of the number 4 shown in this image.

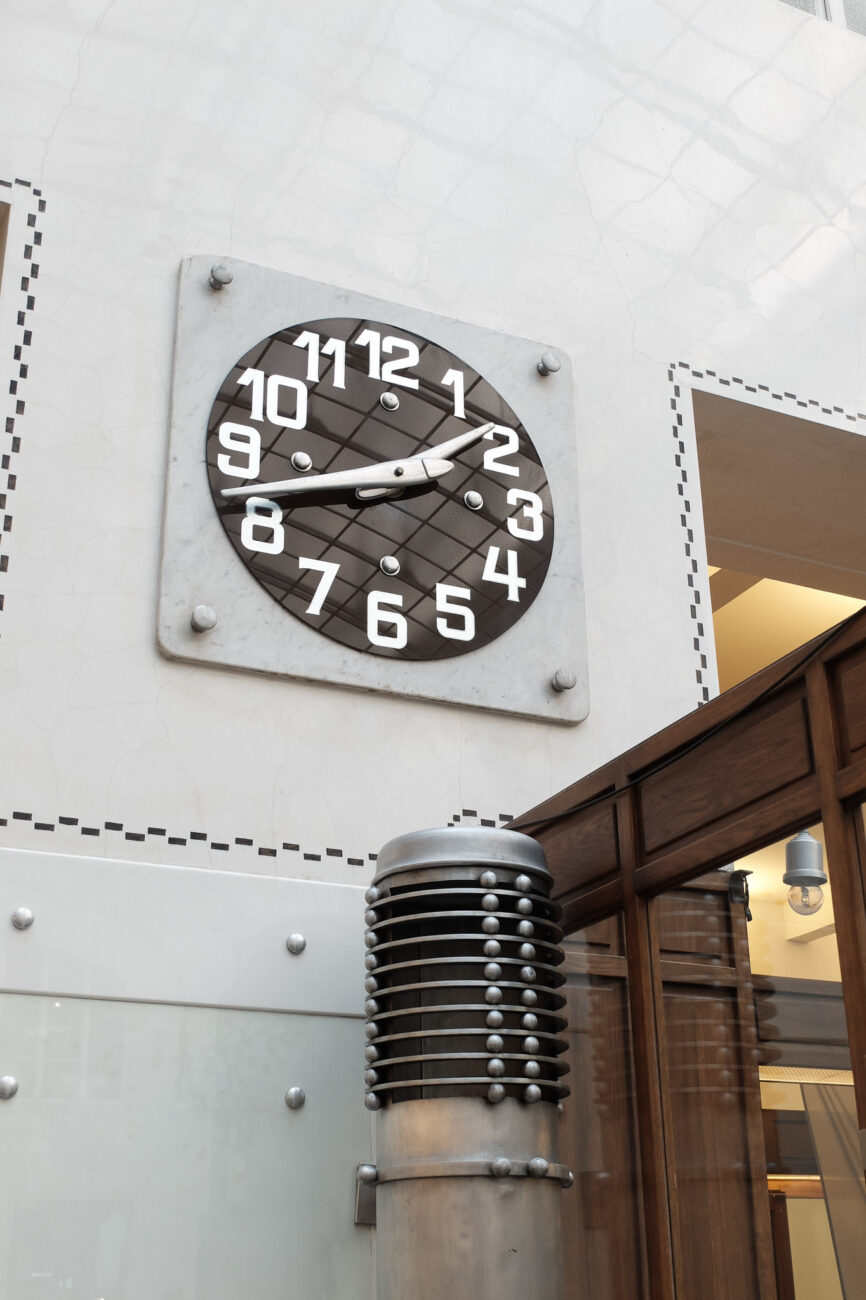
[482,546,526,602]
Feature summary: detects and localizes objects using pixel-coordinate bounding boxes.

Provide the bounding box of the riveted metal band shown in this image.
[375,1158,574,1186]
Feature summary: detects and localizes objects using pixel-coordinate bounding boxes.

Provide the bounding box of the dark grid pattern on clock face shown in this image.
[206,318,554,660]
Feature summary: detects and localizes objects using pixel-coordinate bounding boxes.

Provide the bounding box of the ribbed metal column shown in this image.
[362,827,571,1300]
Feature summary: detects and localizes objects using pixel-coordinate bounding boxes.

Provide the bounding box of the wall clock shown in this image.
[159,258,587,723]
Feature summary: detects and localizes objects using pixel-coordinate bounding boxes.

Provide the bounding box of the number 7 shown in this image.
[298,557,339,616]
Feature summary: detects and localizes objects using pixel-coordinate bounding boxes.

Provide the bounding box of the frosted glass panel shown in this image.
[0,994,371,1298]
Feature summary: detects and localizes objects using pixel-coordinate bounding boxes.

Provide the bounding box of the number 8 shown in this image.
[241,497,285,555]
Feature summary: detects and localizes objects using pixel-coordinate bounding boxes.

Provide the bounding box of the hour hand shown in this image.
[356,422,495,500]
[220,456,454,501]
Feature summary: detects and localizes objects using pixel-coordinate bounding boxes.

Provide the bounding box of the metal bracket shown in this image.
[354,1164,377,1227]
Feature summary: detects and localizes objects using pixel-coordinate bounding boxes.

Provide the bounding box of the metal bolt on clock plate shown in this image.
[285,1086,306,1110]
[291,451,312,472]
[464,490,483,511]
[379,392,400,411]
[191,605,218,633]
[10,907,34,930]
[0,1076,19,1100]
[380,556,401,576]
[537,351,561,376]
[208,263,233,290]
[286,933,307,955]
[551,667,577,692]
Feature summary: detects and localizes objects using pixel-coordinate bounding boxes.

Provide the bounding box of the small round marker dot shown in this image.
[464,490,483,511]
[291,451,312,472]
[380,556,401,576]
[380,392,400,411]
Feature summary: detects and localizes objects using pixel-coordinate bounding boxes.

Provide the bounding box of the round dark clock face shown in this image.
[206,317,554,660]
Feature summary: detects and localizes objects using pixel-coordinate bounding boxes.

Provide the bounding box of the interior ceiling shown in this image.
[694,390,866,599]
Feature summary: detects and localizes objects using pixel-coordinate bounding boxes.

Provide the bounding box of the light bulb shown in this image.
[787,883,824,916]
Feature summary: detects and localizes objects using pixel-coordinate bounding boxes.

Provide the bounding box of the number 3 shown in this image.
[506,489,544,541]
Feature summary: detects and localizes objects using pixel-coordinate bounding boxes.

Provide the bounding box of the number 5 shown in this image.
[436,584,475,641]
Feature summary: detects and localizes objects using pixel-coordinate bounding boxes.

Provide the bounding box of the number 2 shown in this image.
[483,425,520,477]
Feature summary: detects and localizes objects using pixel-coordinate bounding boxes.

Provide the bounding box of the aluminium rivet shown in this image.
[561,1170,575,1188]
[364,1092,381,1111]
[484,962,502,981]
[521,989,538,1007]
[519,943,536,961]
[209,263,233,290]
[490,1157,512,1177]
[479,870,498,888]
[486,1009,504,1028]
[551,667,577,693]
[365,887,379,904]
[483,939,501,957]
[481,893,499,912]
[486,1034,505,1053]
[517,919,535,937]
[365,999,379,1017]
[0,1076,19,1100]
[520,966,536,983]
[380,392,400,411]
[364,953,378,970]
[537,351,561,377]
[364,1045,379,1063]
[364,909,378,926]
[517,898,534,915]
[524,1060,541,1078]
[524,1036,540,1055]
[481,916,500,934]
[528,1156,550,1178]
[285,1086,305,1110]
[514,874,532,893]
[364,1068,379,1086]
[487,1058,506,1077]
[364,932,377,948]
[487,1082,506,1104]
[190,604,217,633]
[365,976,378,993]
[365,1022,379,1040]
[464,490,484,511]
[379,555,401,577]
[358,1163,378,1184]
[286,933,307,955]
[485,986,503,1005]
[10,907,34,931]
[524,1083,542,1104]
[291,451,312,472]
[522,1012,538,1030]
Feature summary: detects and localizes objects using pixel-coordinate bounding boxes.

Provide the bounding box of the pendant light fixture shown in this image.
[783,830,828,916]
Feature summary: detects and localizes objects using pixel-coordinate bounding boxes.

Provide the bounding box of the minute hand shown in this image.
[220,456,454,501]
[356,421,496,500]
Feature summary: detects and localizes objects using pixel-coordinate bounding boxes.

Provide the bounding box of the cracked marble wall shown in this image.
[1,0,865,879]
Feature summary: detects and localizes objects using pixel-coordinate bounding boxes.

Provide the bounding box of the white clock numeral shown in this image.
[217,422,261,479]
[298,556,339,616]
[241,497,285,555]
[321,336,346,388]
[482,545,526,602]
[441,368,465,419]
[482,425,520,477]
[293,331,320,382]
[435,583,475,641]
[367,590,408,648]
[381,336,419,389]
[506,488,544,541]
[237,367,308,429]
[356,328,382,380]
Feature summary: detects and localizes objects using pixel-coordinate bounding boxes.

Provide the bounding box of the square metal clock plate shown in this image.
[158,256,588,724]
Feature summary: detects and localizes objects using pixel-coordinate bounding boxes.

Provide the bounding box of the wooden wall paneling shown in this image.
[805,661,866,1140]
[617,776,680,1300]
[768,1193,797,1300]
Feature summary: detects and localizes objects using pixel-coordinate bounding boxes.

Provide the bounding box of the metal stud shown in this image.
[364,931,377,948]
[464,490,484,511]
[291,450,313,472]
[380,392,400,411]
[10,907,34,931]
[364,909,378,926]
[524,1060,541,1078]
[524,1083,542,1104]
[358,1163,378,1184]
[364,1045,379,1063]
[537,351,560,376]
[484,962,502,981]
[486,1009,504,1029]
[521,989,538,1006]
[486,1034,505,1053]
[0,1076,18,1100]
[209,263,233,290]
[528,1156,550,1178]
[481,916,500,934]
[520,965,536,983]
[557,1101,564,1115]
[190,604,217,632]
[522,1012,538,1031]
[483,939,501,957]
[365,976,378,993]
[517,898,534,915]
[485,986,503,1004]
[286,933,307,955]
[514,874,532,892]
[365,887,379,904]
[519,943,536,961]
[379,556,401,576]
[524,1036,540,1055]
[487,1083,506,1104]
[364,953,378,970]
[490,1156,512,1177]
[364,1092,381,1111]
[364,1068,379,1086]
[480,870,498,888]
[551,667,577,693]
[517,919,535,937]
[487,1058,506,1077]
[365,1022,379,1040]
[481,893,499,911]
[285,1086,306,1110]
[561,1169,574,1188]
[365,999,379,1017]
